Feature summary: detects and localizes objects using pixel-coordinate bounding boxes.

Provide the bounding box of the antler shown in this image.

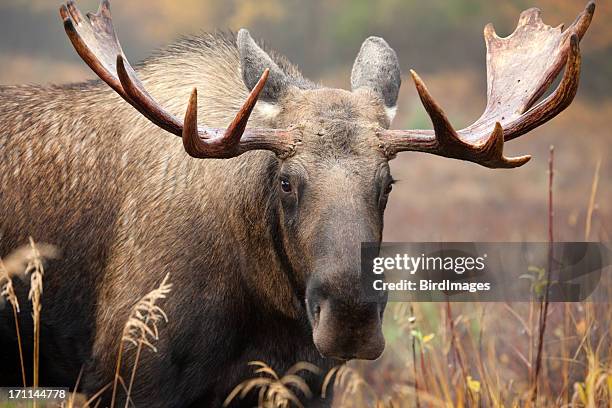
[379,1,595,168]
[60,0,297,159]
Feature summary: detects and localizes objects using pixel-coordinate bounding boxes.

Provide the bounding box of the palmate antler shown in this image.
[379,1,595,168]
[60,0,297,159]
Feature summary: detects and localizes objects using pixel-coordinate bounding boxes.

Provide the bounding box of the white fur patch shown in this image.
[256,101,281,120]
[385,105,397,123]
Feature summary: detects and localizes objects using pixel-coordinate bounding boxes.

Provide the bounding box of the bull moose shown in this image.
[0,0,595,406]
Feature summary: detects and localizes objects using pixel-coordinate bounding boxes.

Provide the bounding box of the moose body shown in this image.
[0,1,595,407]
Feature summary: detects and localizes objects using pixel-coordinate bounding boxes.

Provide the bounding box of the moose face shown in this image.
[271,88,396,360]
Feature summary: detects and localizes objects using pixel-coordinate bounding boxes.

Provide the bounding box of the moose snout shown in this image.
[308,294,385,361]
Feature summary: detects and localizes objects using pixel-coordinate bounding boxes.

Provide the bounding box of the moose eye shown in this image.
[384,183,393,195]
[280,179,292,193]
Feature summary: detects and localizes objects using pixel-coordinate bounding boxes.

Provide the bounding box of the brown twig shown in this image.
[445,300,472,405]
[409,304,421,408]
[531,146,555,403]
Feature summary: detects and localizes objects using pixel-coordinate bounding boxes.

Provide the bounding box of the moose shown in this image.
[0,0,595,406]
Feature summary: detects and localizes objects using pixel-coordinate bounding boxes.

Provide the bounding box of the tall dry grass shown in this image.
[111,273,172,408]
[0,253,25,387]
[0,238,58,397]
[224,361,322,407]
[26,237,45,394]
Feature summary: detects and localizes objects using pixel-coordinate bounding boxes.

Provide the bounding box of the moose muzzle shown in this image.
[307,290,385,361]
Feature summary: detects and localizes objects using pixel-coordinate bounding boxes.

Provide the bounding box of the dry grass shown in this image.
[0,238,58,396]
[111,273,172,408]
[26,237,45,394]
[0,247,609,406]
[0,254,25,387]
[222,301,610,407]
[224,361,322,408]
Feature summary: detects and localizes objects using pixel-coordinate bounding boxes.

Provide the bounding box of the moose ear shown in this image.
[351,37,401,122]
[238,29,289,103]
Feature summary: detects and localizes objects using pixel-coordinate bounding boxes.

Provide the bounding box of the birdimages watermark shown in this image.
[361,242,612,302]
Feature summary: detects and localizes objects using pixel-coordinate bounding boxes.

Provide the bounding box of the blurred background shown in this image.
[1,0,610,406]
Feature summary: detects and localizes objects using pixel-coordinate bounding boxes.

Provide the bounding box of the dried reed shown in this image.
[224,361,321,407]
[0,256,25,386]
[25,237,45,393]
[110,273,172,408]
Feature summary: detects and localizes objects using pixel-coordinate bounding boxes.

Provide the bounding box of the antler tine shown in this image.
[379,0,594,169]
[572,0,596,40]
[183,69,298,159]
[223,68,271,149]
[62,1,298,160]
[182,69,270,159]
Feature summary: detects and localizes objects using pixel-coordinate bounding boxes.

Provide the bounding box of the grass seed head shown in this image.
[121,273,172,353]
